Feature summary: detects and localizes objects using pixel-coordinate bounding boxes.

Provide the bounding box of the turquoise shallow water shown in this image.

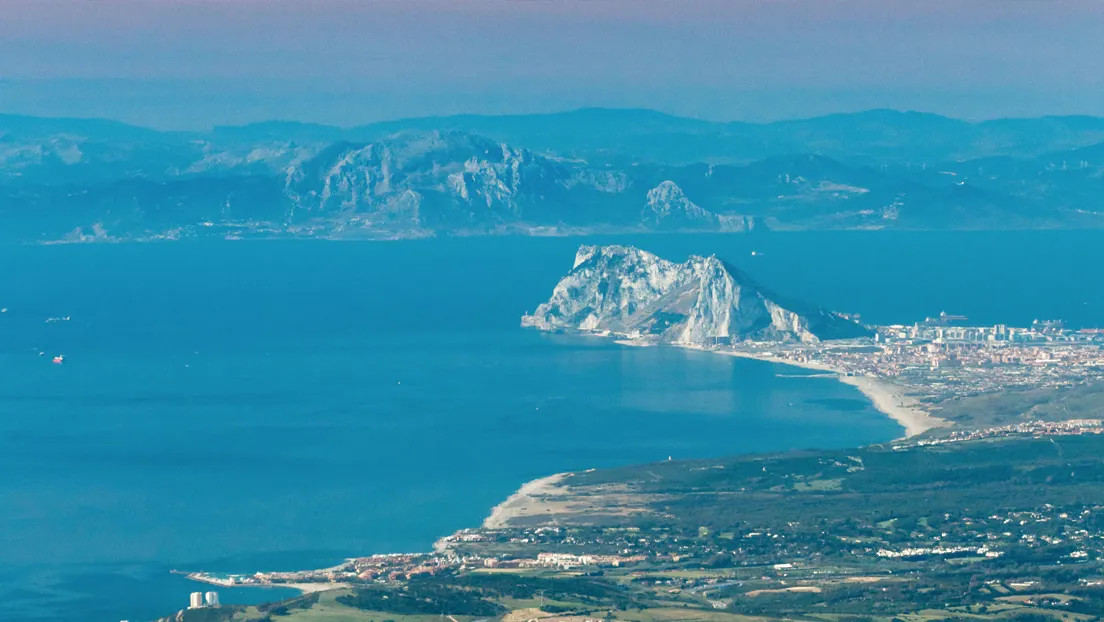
[1,232,1102,621]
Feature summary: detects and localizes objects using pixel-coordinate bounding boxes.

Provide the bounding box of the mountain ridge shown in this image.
[4,108,1104,242]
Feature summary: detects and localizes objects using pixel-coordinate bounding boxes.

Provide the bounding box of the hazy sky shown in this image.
[2,0,1104,129]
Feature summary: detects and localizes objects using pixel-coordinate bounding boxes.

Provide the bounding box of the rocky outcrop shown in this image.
[642,181,719,230]
[283,132,540,230]
[522,245,870,345]
[280,131,669,235]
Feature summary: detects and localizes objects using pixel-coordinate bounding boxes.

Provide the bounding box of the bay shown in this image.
[1,231,1102,621]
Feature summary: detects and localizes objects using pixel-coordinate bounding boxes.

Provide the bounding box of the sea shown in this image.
[1,231,1103,622]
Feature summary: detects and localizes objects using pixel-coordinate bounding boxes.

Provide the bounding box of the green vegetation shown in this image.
[566,434,1104,534]
[166,435,1104,622]
[933,382,1104,430]
[451,572,638,610]
[449,435,1104,620]
[336,582,505,617]
[165,590,475,622]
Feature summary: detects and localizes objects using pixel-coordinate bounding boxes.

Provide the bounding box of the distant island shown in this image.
[5,108,1104,244]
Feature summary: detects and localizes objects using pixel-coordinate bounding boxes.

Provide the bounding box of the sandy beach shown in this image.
[710,347,839,373]
[680,344,946,438]
[476,341,948,533]
[837,374,945,438]
[483,473,569,529]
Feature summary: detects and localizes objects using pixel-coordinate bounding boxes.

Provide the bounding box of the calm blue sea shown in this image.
[1,231,1103,622]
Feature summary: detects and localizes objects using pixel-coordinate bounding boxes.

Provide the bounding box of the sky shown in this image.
[2,0,1104,129]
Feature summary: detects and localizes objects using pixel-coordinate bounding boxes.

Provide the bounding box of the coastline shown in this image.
[693,345,946,438]
[837,374,943,438]
[182,570,350,594]
[474,341,947,533]
[177,335,948,598]
[482,473,570,529]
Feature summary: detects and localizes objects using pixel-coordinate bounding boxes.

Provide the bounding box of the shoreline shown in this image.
[837,374,943,438]
[182,570,350,594]
[176,336,948,595]
[474,340,947,532]
[482,472,569,529]
[688,345,946,438]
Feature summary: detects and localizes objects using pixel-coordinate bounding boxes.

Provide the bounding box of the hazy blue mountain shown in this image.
[3,108,1104,242]
[207,120,348,144]
[354,108,1104,165]
[1043,140,1104,166]
[0,113,170,142]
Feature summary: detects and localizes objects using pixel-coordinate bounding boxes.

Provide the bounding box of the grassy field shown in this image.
[614,608,769,622]
[235,590,477,622]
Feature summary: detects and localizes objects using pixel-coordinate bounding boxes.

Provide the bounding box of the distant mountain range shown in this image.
[2,108,1104,242]
[522,245,869,345]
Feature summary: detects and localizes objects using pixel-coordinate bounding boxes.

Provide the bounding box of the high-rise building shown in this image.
[189,592,204,609]
[205,592,220,607]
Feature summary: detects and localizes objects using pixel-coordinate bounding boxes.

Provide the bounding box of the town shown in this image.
[170,315,1104,622]
[723,314,1104,405]
[179,431,1104,621]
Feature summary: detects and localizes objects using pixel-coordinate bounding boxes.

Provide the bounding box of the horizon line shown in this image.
[4,106,1104,135]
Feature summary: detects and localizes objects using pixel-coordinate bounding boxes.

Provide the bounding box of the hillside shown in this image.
[4,108,1104,242]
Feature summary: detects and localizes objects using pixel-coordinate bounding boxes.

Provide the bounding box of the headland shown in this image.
[482,473,570,529]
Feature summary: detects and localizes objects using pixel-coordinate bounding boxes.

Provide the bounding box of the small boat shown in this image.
[52,355,64,365]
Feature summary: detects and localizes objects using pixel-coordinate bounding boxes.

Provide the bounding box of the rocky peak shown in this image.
[524,245,870,345]
[643,181,719,229]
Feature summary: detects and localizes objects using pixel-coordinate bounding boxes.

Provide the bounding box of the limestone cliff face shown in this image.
[642,181,719,230]
[283,131,540,230]
[522,245,870,345]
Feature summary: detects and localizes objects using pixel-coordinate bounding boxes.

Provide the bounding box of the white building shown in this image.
[205,591,220,606]
[189,592,204,609]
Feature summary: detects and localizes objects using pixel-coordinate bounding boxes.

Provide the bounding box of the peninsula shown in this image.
[523,245,1104,438]
[521,244,937,436]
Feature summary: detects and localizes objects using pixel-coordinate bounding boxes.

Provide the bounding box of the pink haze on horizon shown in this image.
[2,0,1103,128]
